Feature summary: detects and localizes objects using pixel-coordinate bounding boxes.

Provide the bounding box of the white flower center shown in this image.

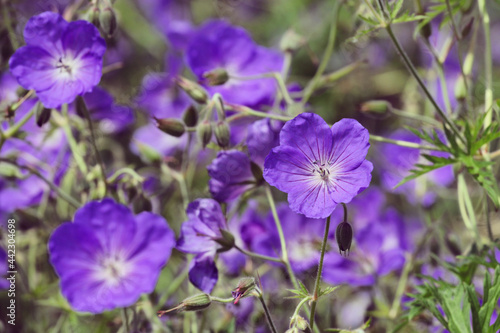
[54,55,81,80]
[311,160,334,182]
[95,253,131,286]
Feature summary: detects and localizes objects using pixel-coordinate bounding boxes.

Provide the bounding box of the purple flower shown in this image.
[48,199,175,313]
[186,20,283,108]
[264,113,373,219]
[378,130,454,206]
[246,119,284,167]
[207,150,257,202]
[241,202,330,273]
[79,87,134,134]
[9,12,105,108]
[177,199,229,293]
[136,72,191,119]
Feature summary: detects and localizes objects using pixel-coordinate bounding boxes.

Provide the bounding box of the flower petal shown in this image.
[23,12,67,57]
[287,180,337,219]
[329,118,370,171]
[189,254,218,293]
[279,113,333,162]
[9,46,57,92]
[329,160,373,204]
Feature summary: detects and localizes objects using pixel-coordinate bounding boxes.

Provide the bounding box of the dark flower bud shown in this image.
[454,76,466,101]
[232,277,257,304]
[444,234,462,256]
[75,96,87,118]
[35,103,51,127]
[183,105,198,127]
[197,120,213,147]
[215,229,235,252]
[154,117,185,137]
[99,7,117,38]
[176,77,209,104]
[461,18,474,39]
[158,293,212,317]
[88,6,101,28]
[419,21,432,40]
[133,194,153,214]
[280,29,305,53]
[250,161,263,184]
[214,121,230,148]
[335,221,352,257]
[203,68,229,86]
[360,100,391,114]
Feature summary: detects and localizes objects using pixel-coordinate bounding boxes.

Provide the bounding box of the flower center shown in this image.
[312,160,332,181]
[96,253,130,286]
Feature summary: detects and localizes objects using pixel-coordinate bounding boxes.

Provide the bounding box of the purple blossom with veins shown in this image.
[378,130,454,206]
[177,199,246,292]
[9,12,105,108]
[186,19,283,108]
[246,119,284,167]
[264,113,373,219]
[207,150,257,203]
[48,199,175,313]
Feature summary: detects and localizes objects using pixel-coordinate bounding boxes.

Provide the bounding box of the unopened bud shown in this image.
[250,161,263,184]
[454,76,466,101]
[214,121,230,148]
[155,117,185,137]
[215,229,235,252]
[183,105,198,127]
[232,277,257,304]
[420,21,432,40]
[158,293,212,317]
[444,234,462,256]
[280,29,305,53]
[133,194,153,214]
[336,221,353,257]
[203,68,229,86]
[197,120,212,147]
[177,77,209,104]
[75,96,87,118]
[99,7,117,37]
[88,6,100,28]
[360,100,391,113]
[35,103,51,127]
[461,18,474,39]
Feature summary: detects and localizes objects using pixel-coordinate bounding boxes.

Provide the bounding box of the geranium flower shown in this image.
[185,19,283,108]
[48,199,175,313]
[177,199,244,293]
[263,113,373,219]
[9,12,105,108]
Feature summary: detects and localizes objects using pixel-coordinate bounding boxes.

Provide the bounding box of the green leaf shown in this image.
[358,14,379,26]
[393,158,457,189]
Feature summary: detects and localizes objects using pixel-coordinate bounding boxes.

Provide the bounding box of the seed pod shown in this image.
[289,315,308,331]
[335,221,353,257]
[36,103,51,127]
[214,121,230,148]
[99,7,117,37]
[203,68,229,86]
[154,117,185,137]
[176,77,209,104]
[197,120,213,147]
[183,105,198,127]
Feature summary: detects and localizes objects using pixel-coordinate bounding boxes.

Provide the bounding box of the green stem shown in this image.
[78,96,108,195]
[54,105,88,175]
[122,308,130,333]
[107,168,145,184]
[388,253,412,319]
[230,72,294,106]
[156,267,189,311]
[0,100,37,150]
[257,294,278,333]
[265,186,320,333]
[478,0,493,124]
[211,296,235,303]
[301,0,341,104]
[225,103,292,122]
[291,297,310,322]
[318,61,364,87]
[234,244,283,263]
[369,134,447,151]
[385,24,466,145]
[0,158,81,208]
[309,215,331,331]
[389,108,442,127]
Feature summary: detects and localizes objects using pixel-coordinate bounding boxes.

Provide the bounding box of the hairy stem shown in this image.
[234,244,283,263]
[257,294,278,333]
[309,214,331,331]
